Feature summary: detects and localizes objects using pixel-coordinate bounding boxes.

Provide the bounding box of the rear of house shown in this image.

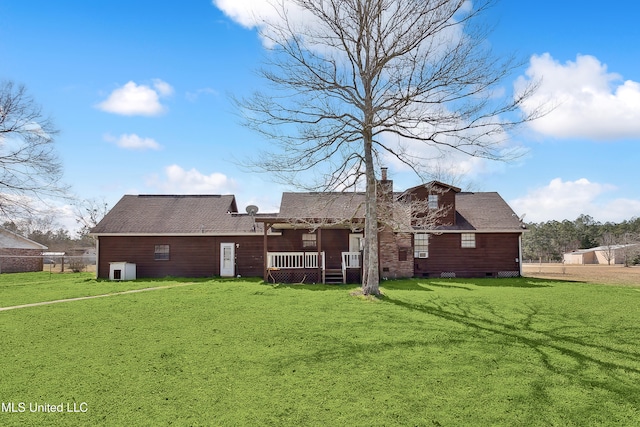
[92,179,525,282]
[92,195,266,279]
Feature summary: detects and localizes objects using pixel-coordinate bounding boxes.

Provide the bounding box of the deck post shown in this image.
[263,222,270,282]
[317,227,322,283]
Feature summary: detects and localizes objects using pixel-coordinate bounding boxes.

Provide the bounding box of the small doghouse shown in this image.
[109,262,136,281]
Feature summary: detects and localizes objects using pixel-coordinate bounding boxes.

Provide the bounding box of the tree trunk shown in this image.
[362,132,380,295]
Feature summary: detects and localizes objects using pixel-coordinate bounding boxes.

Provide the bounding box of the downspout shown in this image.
[518,233,523,277]
[95,237,100,279]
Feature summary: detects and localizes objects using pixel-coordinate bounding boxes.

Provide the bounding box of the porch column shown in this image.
[263,222,270,282]
[317,228,322,283]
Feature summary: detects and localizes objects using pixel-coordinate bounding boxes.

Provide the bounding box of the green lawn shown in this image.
[1,273,639,426]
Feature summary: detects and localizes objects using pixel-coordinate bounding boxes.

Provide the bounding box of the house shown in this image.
[0,227,48,273]
[563,244,640,265]
[91,177,526,282]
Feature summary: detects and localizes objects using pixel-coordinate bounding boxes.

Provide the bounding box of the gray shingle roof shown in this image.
[278,192,366,220]
[277,191,522,231]
[91,195,265,234]
[93,189,524,235]
[451,192,523,231]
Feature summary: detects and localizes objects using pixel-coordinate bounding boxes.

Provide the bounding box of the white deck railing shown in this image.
[342,252,361,269]
[267,252,325,269]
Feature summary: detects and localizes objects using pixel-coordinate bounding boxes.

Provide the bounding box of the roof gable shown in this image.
[0,228,48,250]
[400,181,462,197]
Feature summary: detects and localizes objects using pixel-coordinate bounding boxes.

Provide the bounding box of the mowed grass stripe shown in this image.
[1,275,639,426]
[0,272,217,307]
[0,282,198,311]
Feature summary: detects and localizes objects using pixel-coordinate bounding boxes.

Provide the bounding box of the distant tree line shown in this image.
[523,214,640,264]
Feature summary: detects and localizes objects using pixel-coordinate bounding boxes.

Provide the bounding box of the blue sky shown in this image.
[2,0,639,231]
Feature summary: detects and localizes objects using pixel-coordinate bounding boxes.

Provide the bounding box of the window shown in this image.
[461,233,476,248]
[154,244,170,260]
[428,195,438,209]
[302,233,317,249]
[414,233,429,258]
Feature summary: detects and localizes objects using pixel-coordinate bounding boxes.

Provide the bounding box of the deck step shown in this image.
[324,269,344,284]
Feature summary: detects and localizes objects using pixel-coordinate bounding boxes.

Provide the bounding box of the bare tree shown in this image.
[74,198,109,239]
[599,232,617,265]
[73,199,109,245]
[236,0,540,295]
[0,80,67,217]
[612,232,640,267]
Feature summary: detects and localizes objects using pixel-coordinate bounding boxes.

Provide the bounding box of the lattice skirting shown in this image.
[440,272,456,278]
[267,269,321,284]
[345,269,361,284]
[498,271,520,278]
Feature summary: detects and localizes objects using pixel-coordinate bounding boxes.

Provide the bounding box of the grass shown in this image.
[0,272,214,308]
[1,273,640,426]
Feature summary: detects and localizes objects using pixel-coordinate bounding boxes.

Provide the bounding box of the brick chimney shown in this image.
[377,167,393,223]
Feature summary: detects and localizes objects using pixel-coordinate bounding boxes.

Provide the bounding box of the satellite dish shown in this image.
[246,205,259,215]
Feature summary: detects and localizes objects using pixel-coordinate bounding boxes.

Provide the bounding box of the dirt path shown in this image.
[0,282,197,312]
[523,263,640,286]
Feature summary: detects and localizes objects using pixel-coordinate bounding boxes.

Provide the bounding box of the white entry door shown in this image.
[220,243,235,277]
[349,233,363,252]
[347,233,363,268]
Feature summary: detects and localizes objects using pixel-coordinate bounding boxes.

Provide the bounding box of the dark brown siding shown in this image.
[267,229,352,269]
[405,185,457,226]
[97,235,264,279]
[413,233,521,278]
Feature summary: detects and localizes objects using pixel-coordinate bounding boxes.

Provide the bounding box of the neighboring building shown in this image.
[91,177,526,282]
[0,227,48,273]
[563,244,640,265]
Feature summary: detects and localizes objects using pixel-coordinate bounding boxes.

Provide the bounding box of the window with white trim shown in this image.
[302,233,317,249]
[461,233,476,248]
[414,233,429,258]
[154,244,170,260]
[428,194,438,209]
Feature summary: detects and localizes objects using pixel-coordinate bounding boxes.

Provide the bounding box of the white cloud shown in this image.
[185,87,219,102]
[103,133,161,150]
[212,0,279,29]
[152,79,174,97]
[516,53,640,140]
[213,0,329,48]
[510,178,640,223]
[378,124,520,184]
[96,80,173,116]
[146,165,237,194]
[213,0,466,53]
